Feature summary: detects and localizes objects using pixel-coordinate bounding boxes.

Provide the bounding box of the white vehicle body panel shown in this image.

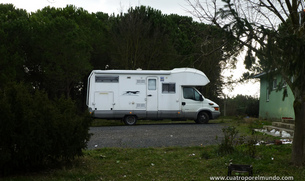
[86,68,220,121]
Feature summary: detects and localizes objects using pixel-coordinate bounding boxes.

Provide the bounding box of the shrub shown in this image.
[222,95,259,117]
[0,82,92,175]
[216,125,260,158]
[217,126,239,155]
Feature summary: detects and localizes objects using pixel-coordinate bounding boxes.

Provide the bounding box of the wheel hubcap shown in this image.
[126,117,135,124]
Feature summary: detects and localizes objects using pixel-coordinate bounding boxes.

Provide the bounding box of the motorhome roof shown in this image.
[91,68,204,76]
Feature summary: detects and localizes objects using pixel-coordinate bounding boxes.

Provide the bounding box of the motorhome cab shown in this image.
[86,68,220,125]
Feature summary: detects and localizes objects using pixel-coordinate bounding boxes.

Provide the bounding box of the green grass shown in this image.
[4,145,303,180]
[3,117,304,180]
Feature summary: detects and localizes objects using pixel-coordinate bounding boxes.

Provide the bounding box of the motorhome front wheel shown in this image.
[196,112,209,124]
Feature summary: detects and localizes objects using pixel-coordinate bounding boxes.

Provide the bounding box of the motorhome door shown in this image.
[94,91,114,110]
[181,87,203,118]
[146,77,158,117]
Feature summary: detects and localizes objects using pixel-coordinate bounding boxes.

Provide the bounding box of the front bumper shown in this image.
[212,111,220,119]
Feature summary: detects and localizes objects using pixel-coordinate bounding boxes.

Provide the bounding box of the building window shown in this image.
[282,80,287,88]
[266,88,270,102]
[95,76,119,83]
[162,83,175,93]
[272,77,277,90]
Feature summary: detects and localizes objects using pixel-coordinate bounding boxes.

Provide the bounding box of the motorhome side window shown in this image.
[95,76,119,83]
[162,83,175,93]
[183,87,201,101]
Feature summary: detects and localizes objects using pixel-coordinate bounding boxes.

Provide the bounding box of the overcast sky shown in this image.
[0,0,193,17]
[0,0,260,97]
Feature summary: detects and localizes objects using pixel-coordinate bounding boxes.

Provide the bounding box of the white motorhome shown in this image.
[86,68,220,125]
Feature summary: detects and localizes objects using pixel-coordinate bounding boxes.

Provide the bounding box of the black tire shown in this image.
[195,112,209,124]
[123,115,137,125]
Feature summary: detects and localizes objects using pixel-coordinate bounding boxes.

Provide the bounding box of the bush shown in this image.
[222,95,259,117]
[0,82,92,175]
[217,126,239,155]
[216,125,260,158]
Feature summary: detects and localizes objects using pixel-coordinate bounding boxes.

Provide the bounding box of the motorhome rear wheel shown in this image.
[123,115,137,125]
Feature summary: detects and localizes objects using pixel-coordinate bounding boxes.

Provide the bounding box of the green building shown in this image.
[254,73,295,120]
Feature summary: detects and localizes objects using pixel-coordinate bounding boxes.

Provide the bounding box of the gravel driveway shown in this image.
[87,123,225,149]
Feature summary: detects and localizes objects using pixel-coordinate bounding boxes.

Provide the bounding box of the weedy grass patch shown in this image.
[2,117,304,180]
[3,144,304,180]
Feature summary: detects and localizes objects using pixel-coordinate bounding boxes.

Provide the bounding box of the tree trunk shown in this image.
[291,92,305,166]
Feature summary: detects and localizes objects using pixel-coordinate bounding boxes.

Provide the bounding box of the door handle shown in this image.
[182,102,186,106]
[147,94,152,97]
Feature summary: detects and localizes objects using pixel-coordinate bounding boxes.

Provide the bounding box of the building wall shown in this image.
[258,74,295,120]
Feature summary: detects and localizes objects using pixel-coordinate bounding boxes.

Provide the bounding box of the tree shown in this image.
[157,12,239,101]
[27,6,92,99]
[0,82,91,175]
[223,95,259,117]
[187,0,305,166]
[109,6,177,70]
[165,15,227,100]
[109,7,235,100]
[0,5,93,174]
[89,12,111,70]
[0,4,29,87]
